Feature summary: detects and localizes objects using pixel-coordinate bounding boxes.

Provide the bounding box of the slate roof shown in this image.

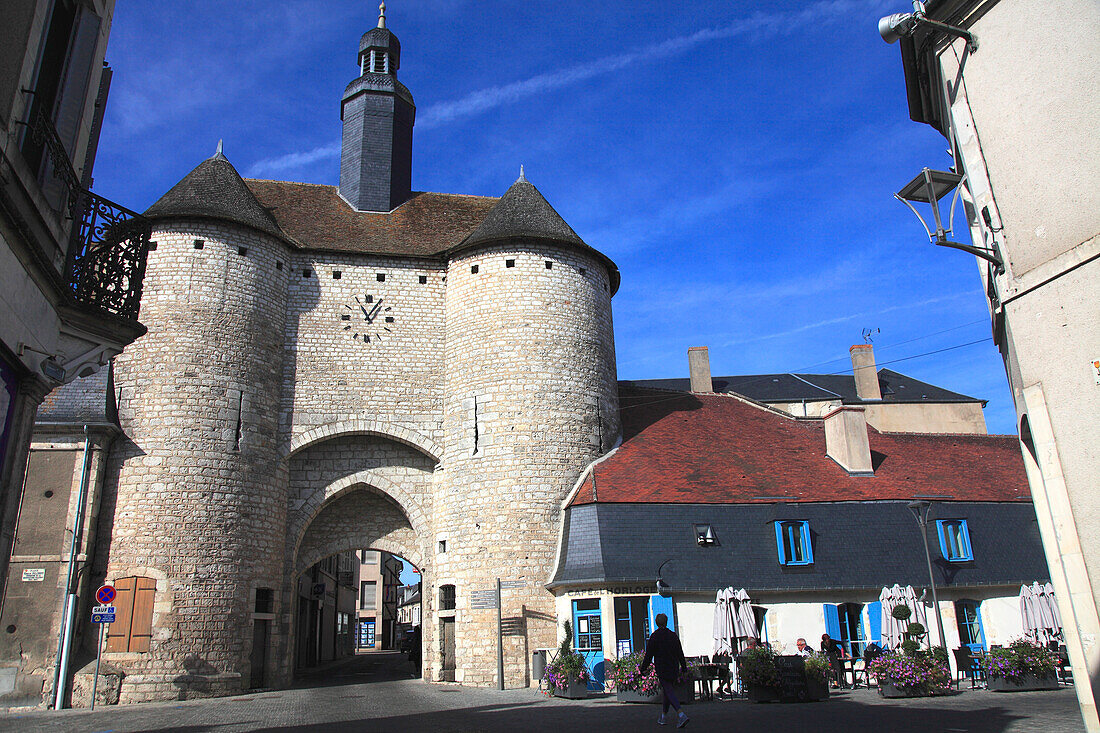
[144,152,285,240]
[620,368,984,405]
[550,501,1049,592]
[244,179,497,257]
[455,174,621,293]
[571,386,1029,507]
[36,368,114,425]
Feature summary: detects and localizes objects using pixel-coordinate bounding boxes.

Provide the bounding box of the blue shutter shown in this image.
[649,594,676,634]
[774,522,787,564]
[800,521,814,564]
[823,604,841,640]
[866,601,882,644]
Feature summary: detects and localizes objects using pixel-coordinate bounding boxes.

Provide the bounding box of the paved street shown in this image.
[0,652,1086,733]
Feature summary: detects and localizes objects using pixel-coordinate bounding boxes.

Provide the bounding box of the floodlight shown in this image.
[879,12,918,43]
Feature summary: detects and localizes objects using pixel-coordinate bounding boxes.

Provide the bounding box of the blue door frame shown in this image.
[956,600,986,654]
[572,600,605,690]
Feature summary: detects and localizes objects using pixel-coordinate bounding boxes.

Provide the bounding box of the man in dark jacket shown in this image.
[640,613,689,728]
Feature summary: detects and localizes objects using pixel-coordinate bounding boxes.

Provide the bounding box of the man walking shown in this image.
[640,613,689,728]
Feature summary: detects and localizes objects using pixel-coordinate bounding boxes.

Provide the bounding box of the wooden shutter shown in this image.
[105,577,135,652]
[128,578,156,652]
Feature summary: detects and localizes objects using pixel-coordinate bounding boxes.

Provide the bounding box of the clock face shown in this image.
[341,294,394,344]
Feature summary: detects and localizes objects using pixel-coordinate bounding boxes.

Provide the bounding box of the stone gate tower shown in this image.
[95,6,620,700]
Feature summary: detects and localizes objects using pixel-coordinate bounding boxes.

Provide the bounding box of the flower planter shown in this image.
[615,680,694,704]
[552,676,590,699]
[880,683,918,698]
[805,677,830,701]
[745,685,782,703]
[988,675,1060,692]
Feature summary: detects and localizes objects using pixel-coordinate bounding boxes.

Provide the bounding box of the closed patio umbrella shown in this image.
[733,588,759,649]
[1042,582,1063,640]
[1020,584,1043,643]
[712,587,735,657]
[902,585,928,635]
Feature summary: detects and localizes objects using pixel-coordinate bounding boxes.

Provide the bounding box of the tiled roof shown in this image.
[572,386,1029,507]
[620,368,983,405]
[36,368,114,425]
[244,179,498,256]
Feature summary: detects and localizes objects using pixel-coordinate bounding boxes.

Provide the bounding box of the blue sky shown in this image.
[93,0,1016,456]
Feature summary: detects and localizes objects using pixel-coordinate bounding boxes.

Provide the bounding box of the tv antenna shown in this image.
[862,328,880,344]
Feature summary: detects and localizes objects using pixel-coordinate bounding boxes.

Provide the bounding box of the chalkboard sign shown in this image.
[774,655,809,701]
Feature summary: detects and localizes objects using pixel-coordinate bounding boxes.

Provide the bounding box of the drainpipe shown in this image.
[51,425,92,709]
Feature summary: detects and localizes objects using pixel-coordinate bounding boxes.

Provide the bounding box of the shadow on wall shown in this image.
[171,655,220,700]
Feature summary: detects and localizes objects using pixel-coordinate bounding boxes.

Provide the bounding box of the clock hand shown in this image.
[366,300,383,323]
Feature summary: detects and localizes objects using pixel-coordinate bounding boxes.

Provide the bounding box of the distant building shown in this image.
[624,344,987,433]
[296,551,358,669]
[397,584,422,631]
[356,550,402,650]
[878,0,1099,727]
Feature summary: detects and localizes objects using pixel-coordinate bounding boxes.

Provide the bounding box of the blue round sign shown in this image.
[95,584,116,605]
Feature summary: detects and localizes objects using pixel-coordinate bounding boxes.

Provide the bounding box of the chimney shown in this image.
[688,347,713,393]
[850,344,882,401]
[824,406,874,475]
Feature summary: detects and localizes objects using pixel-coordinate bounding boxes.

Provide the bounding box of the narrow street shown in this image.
[0,651,1087,732]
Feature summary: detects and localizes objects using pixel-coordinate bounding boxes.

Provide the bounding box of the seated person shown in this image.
[712,651,733,696]
[821,633,848,688]
[795,638,814,657]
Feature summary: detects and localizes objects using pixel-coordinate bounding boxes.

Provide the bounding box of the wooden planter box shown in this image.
[988,674,1060,692]
[552,676,590,699]
[616,681,694,704]
[805,678,830,701]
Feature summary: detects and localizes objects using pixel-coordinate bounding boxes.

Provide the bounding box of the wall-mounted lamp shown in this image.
[878,6,978,53]
[895,167,1003,271]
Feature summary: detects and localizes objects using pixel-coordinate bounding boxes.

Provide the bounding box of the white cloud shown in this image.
[247,143,341,177]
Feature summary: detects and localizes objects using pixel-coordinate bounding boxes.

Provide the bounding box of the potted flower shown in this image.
[738,645,781,702]
[802,652,832,701]
[543,620,591,699]
[606,651,694,704]
[984,640,1061,692]
[870,649,952,698]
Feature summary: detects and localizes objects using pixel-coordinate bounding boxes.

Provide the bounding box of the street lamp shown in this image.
[908,500,949,651]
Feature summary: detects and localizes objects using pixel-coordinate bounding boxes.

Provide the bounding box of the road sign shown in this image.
[95,584,116,605]
[91,603,116,620]
[471,589,498,609]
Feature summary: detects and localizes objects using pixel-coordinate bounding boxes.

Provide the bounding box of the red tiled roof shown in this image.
[572,386,1030,507]
[244,179,498,256]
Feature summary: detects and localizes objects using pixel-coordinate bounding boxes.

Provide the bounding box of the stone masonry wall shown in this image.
[104,221,291,702]
[437,240,619,687]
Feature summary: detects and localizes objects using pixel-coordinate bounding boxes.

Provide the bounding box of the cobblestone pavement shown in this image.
[0,652,1087,733]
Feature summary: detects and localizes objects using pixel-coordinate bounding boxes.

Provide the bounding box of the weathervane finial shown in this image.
[518,164,526,182]
[378,1,386,28]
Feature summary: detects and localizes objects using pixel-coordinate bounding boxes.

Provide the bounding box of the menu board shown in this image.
[774,655,809,701]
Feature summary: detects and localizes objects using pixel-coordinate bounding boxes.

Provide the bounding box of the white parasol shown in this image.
[733,588,760,647]
[712,587,735,657]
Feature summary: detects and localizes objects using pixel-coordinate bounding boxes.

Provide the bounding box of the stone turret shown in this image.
[437,171,619,686]
[104,146,292,700]
[339,3,414,212]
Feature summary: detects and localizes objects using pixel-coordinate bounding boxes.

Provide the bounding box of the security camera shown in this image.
[878,12,918,43]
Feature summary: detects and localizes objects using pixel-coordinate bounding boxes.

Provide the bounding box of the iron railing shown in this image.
[20,106,150,320]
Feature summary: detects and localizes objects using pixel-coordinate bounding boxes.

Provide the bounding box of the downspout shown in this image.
[50,424,92,709]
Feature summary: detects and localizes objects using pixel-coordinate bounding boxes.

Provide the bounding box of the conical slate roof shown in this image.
[455,172,619,293]
[144,148,286,241]
[459,173,585,249]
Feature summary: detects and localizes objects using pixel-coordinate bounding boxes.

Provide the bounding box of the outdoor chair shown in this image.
[1056,645,1073,685]
[953,647,985,689]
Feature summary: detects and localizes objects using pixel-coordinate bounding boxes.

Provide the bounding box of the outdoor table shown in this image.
[694,663,719,699]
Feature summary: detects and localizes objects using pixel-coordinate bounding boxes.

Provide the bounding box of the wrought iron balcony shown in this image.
[67,191,151,321]
[21,106,151,321]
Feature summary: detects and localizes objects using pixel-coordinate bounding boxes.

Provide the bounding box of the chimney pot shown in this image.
[688,347,713,393]
[850,344,882,401]
[824,406,874,475]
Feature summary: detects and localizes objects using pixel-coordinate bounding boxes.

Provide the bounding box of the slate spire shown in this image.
[338,5,415,212]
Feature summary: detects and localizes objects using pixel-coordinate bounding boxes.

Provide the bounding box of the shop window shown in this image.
[956,600,986,653]
[937,519,973,561]
[105,577,155,652]
[775,520,813,565]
